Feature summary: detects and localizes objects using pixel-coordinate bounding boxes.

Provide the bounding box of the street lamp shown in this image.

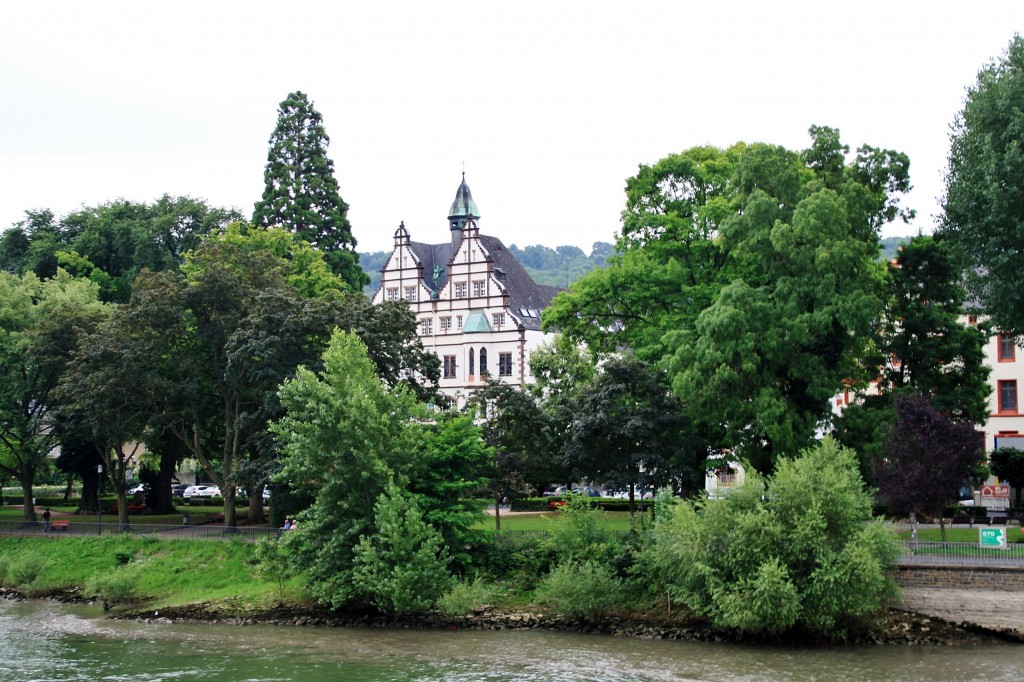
[97,465,103,536]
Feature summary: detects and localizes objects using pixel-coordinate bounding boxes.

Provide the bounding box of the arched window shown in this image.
[469,348,475,376]
[479,347,488,375]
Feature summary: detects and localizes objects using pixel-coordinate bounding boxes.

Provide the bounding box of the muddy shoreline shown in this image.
[5,587,1018,646]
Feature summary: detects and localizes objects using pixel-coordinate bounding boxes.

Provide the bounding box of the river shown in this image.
[2,599,1023,681]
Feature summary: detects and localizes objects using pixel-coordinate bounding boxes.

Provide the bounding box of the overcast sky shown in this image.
[2,2,1021,254]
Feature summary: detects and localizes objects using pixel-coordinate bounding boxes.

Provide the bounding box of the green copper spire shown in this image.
[448,173,480,230]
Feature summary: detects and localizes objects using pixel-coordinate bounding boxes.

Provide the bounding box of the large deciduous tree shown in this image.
[562,354,705,512]
[940,36,1024,336]
[546,127,912,473]
[833,236,990,478]
[989,447,1024,509]
[252,91,367,291]
[0,271,108,521]
[1,197,241,301]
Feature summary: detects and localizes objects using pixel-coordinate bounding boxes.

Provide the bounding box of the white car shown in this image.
[183,485,213,498]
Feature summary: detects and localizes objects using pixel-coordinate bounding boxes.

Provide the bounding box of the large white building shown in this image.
[371,176,561,402]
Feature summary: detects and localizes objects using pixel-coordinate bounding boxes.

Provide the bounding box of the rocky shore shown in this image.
[3,586,1020,646]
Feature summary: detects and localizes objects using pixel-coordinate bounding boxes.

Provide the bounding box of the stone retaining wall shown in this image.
[894,565,1024,591]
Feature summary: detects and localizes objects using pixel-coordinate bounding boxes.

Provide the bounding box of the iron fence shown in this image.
[901,541,1024,566]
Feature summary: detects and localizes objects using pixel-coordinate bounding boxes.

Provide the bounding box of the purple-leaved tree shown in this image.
[876,394,984,542]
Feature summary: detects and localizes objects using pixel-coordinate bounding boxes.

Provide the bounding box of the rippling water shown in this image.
[2,599,1023,682]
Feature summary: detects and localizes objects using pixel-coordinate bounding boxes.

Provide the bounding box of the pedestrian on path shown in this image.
[42,508,51,533]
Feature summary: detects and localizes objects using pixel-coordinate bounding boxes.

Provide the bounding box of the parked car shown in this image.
[127,483,149,495]
[171,484,188,497]
[183,485,212,498]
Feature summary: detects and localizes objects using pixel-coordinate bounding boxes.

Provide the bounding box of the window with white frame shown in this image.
[456,315,464,330]
[492,312,506,328]
[440,316,452,333]
[472,280,486,297]
[454,282,467,299]
[420,318,433,336]
[386,287,399,302]
[403,286,417,302]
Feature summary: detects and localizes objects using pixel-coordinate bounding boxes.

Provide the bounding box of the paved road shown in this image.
[898,587,1024,632]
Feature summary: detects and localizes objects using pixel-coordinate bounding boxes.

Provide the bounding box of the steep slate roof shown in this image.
[402,234,559,331]
[478,235,560,331]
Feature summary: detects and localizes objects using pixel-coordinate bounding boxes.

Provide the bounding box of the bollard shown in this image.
[183,513,189,526]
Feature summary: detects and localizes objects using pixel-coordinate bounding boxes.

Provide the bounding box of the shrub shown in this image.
[9,552,49,591]
[643,438,902,637]
[351,483,452,615]
[85,566,142,611]
[535,559,622,620]
[436,578,506,617]
[547,493,621,564]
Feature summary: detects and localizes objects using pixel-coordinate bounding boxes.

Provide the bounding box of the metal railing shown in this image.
[901,541,1024,566]
[0,520,277,542]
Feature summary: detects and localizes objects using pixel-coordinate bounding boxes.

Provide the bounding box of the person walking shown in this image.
[42,508,52,533]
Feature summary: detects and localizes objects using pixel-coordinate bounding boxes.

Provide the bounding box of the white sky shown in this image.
[1,1,1021,254]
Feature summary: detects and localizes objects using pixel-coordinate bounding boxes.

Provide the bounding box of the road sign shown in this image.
[980,527,1008,549]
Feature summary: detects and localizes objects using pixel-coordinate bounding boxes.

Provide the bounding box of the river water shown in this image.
[2,600,1023,682]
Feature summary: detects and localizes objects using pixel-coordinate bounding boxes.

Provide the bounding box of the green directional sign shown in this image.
[980,527,1008,549]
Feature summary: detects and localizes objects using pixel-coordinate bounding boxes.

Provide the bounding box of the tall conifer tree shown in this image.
[253,91,368,291]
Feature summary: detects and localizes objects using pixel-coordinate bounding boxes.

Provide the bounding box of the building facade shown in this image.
[371,176,561,403]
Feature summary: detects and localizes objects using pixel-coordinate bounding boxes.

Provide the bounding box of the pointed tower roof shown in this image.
[448,173,480,222]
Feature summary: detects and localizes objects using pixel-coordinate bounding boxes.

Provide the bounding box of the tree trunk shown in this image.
[114,484,129,529]
[19,466,36,523]
[223,486,236,527]
[247,490,265,524]
[628,482,637,517]
[152,444,179,514]
[62,475,75,504]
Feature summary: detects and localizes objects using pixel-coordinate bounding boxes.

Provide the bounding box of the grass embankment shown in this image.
[897,527,1024,543]
[476,510,641,532]
[0,536,303,610]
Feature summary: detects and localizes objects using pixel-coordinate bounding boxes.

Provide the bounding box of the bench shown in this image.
[951,515,975,527]
[50,520,70,532]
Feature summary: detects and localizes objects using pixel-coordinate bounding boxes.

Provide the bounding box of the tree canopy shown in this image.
[252,91,367,291]
[547,127,913,472]
[940,35,1024,336]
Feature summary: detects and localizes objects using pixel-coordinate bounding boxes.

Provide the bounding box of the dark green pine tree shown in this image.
[252,91,368,291]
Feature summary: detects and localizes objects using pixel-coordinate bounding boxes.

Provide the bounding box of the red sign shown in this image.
[981,484,1010,499]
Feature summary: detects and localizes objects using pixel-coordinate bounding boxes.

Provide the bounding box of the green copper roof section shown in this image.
[448,174,480,220]
[463,310,492,333]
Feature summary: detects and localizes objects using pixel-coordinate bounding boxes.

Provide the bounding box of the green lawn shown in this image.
[475,510,643,532]
[896,526,1024,543]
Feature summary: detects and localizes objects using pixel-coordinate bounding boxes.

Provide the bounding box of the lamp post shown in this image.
[97,464,103,536]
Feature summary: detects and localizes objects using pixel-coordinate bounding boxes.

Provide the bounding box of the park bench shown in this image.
[951,515,975,527]
[50,520,70,532]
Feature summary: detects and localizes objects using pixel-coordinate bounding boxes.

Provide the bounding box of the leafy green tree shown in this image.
[409,413,491,569]
[547,128,912,473]
[879,236,990,422]
[469,379,564,526]
[252,91,367,291]
[834,236,990,477]
[272,330,424,608]
[990,447,1024,509]
[0,271,108,521]
[2,198,241,301]
[876,394,985,541]
[352,482,452,615]
[643,438,901,637]
[562,354,705,511]
[940,36,1024,336]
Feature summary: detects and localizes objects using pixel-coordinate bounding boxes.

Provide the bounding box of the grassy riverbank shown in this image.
[0,536,305,609]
